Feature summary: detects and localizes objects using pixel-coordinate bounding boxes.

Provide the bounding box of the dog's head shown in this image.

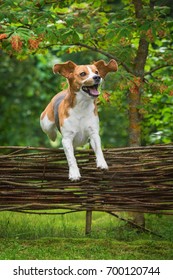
[53,59,118,98]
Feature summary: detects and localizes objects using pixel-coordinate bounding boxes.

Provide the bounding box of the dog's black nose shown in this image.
[93,75,101,82]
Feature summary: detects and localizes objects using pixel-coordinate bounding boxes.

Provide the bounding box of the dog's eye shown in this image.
[80,72,86,77]
[95,71,98,74]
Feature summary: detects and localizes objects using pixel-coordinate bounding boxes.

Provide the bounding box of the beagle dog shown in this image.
[40,59,118,180]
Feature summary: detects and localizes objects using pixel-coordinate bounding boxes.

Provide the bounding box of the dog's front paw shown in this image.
[97,160,108,170]
[69,167,81,181]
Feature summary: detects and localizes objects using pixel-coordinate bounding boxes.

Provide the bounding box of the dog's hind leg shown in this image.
[40,114,57,141]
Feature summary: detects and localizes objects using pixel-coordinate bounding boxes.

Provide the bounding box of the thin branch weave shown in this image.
[0,145,173,214]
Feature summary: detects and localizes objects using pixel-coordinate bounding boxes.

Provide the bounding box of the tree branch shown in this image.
[74,42,133,74]
[145,64,173,76]
[107,212,163,238]
[132,0,143,18]
[41,42,134,74]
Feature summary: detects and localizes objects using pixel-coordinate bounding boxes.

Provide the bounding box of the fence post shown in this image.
[85,210,92,235]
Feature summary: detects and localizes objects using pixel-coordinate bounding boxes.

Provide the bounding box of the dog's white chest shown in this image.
[73,114,98,147]
[61,101,99,147]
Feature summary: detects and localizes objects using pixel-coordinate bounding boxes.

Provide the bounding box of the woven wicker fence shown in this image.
[0,145,173,216]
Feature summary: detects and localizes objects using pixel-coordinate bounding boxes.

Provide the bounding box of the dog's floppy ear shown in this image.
[94,59,118,78]
[53,61,77,78]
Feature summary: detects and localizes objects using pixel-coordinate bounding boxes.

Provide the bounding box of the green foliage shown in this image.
[142,92,173,144]
[0,53,62,146]
[0,0,173,146]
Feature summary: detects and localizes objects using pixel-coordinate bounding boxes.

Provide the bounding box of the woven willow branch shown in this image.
[0,145,173,214]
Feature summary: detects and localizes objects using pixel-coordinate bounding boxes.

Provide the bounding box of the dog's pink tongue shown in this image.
[90,88,99,96]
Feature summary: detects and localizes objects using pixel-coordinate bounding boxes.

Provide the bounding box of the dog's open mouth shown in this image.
[82,84,99,97]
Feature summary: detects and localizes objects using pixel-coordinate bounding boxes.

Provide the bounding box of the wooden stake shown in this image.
[85,210,92,235]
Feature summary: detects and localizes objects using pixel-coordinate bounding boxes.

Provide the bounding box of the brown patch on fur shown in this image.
[57,88,76,128]
[40,90,69,124]
[89,65,98,73]
[40,102,54,122]
[53,61,76,78]
[94,59,118,78]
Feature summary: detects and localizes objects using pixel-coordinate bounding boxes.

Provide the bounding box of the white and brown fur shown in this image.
[40,60,118,181]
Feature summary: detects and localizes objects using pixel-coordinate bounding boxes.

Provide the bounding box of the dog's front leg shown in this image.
[62,137,81,181]
[90,133,108,170]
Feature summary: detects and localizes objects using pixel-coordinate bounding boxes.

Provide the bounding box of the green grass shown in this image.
[0,211,173,260]
[1,238,173,260]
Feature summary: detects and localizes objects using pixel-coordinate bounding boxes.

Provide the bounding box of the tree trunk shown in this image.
[128,0,153,227]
